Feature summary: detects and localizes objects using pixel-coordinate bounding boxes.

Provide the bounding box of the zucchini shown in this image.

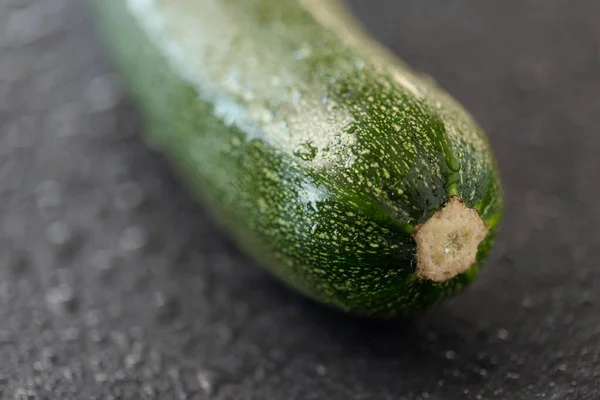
[90,0,503,317]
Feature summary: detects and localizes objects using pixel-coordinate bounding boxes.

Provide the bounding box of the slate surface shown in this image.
[1,0,599,399]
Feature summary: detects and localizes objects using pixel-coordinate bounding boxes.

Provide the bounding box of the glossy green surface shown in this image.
[90,0,503,317]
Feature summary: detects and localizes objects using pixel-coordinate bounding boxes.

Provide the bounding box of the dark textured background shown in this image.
[1,0,599,399]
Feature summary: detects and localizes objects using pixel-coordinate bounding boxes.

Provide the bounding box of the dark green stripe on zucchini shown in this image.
[90,0,503,317]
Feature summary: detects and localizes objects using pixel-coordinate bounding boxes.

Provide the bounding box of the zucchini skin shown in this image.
[90,0,503,317]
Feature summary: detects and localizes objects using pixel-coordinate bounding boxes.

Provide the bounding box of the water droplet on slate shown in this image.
[113,181,145,210]
[85,309,103,327]
[142,384,156,398]
[497,328,509,340]
[315,364,327,376]
[60,327,80,342]
[254,365,267,381]
[93,372,108,383]
[85,74,122,112]
[115,370,127,381]
[30,359,41,371]
[153,291,181,324]
[46,284,77,314]
[90,249,117,274]
[42,347,58,364]
[444,350,456,360]
[196,368,218,395]
[61,367,75,382]
[521,295,534,308]
[45,220,70,245]
[124,351,143,369]
[557,363,567,371]
[35,180,62,210]
[578,290,593,305]
[89,354,102,369]
[119,226,148,253]
[506,372,520,380]
[45,220,80,258]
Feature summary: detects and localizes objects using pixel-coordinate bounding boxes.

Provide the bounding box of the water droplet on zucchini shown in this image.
[293,141,318,161]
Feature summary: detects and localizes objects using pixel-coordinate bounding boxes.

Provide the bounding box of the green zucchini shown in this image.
[90,0,503,317]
